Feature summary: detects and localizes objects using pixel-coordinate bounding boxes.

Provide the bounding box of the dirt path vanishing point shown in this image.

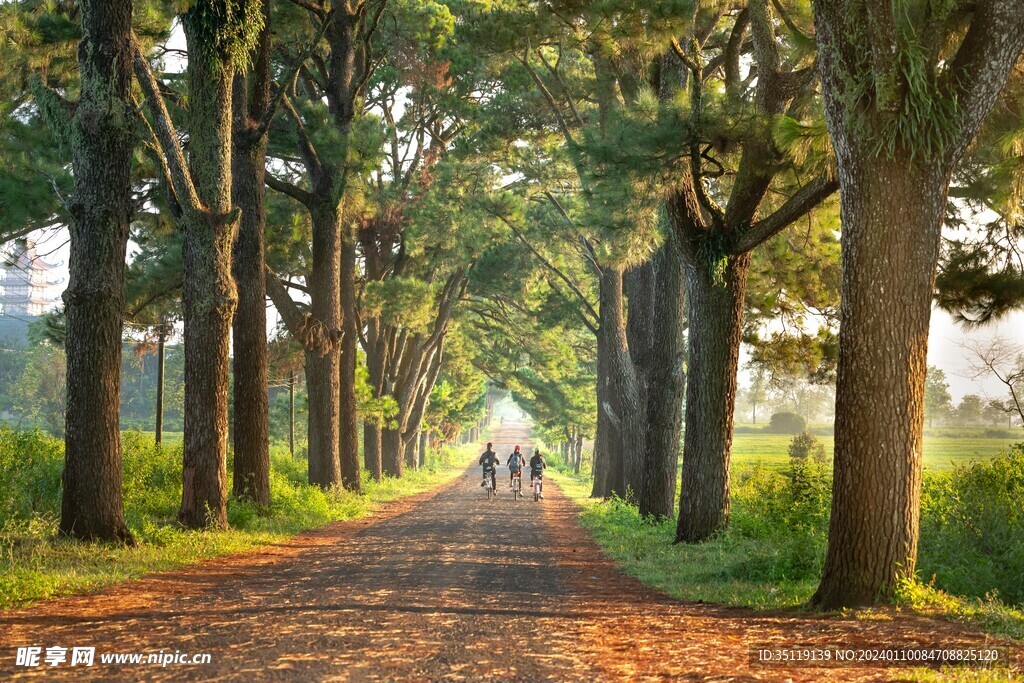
[1,422,1018,681]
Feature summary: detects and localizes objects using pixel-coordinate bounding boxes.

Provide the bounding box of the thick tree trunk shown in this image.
[338,234,361,491]
[59,0,135,543]
[603,267,641,499]
[305,205,342,489]
[382,427,404,478]
[363,421,382,481]
[624,259,655,499]
[813,159,947,609]
[361,312,385,481]
[675,253,750,542]
[639,239,686,520]
[229,11,271,505]
[418,430,428,469]
[178,13,239,530]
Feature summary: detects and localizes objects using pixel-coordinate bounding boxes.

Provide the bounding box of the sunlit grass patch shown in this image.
[554,471,822,610]
[904,667,1021,682]
[895,579,1024,641]
[0,429,468,610]
[552,443,1024,642]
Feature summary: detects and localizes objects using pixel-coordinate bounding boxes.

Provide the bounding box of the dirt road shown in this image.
[0,423,1015,681]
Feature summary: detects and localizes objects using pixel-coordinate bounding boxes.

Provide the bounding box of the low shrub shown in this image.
[765,412,807,434]
[918,443,1024,605]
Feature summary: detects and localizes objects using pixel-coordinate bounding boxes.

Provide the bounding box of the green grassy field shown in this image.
[731,431,1018,470]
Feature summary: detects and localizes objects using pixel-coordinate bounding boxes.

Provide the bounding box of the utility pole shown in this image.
[155,319,169,447]
[288,370,295,457]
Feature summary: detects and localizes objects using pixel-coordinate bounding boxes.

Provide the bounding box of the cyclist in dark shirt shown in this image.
[507,445,525,488]
[529,448,547,499]
[479,442,500,491]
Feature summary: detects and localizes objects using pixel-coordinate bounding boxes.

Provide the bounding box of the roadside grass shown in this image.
[554,472,822,610]
[905,668,1021,682]
[0,429,468,610]
[550,443,1024,643]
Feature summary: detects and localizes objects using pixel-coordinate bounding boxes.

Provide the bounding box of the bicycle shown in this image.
[531,473,543,502]
[483,469,496,499]
[511,471,522,501]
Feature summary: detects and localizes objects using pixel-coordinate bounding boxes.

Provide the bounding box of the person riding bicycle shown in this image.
[529,448,547,499]
[479,442,500,491]
[507,445,526,488]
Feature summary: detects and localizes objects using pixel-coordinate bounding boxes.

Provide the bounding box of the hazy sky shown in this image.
[928,308,1023,402]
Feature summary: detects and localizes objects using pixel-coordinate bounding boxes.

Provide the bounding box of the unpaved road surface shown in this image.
[1,423,1017,681]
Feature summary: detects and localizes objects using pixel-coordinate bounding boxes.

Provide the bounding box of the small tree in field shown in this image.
[788,431,829,465]
[924,365,953,427]
[786,432,827,464]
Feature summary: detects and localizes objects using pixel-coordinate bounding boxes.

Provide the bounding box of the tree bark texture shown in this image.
[338,233,361,491]
[812,158,947,608]
[230,2,271,506]
[638,238,686,520]
[418,430,428,469]
[60,0,135,543]
[591,304,620,498]
[593,267,629,498]
[404,430,420,469]
[305,205,343,489]
[382,427,404,478]
[675,253,750,542]
[363,421,383,480]
[178,10,240,530]
[623,260,654,499]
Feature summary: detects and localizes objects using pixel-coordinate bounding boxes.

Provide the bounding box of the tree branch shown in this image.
[254,11,335,140]
[265,172,315,207]
[495,214,600,328]
[286,0,327,18]
[281,93,322,176]
[131,36,201,213]
[518,48,578,149]
[947,0,1024,163]
[730,173,838,254]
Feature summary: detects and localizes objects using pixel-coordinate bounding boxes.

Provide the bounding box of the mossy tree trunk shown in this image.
[177,7,247,530]
[810,0,1024,609]
[59,0,135,544]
